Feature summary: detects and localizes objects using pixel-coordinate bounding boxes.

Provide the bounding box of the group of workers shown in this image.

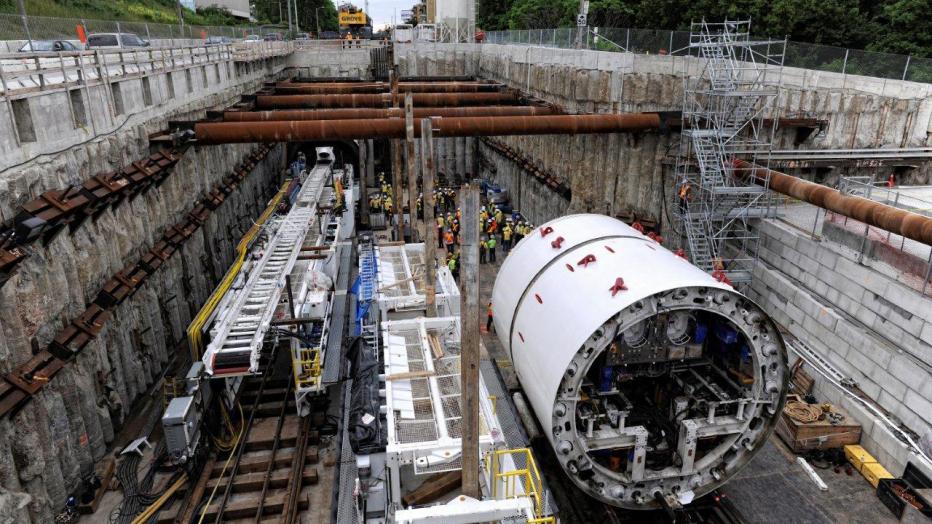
[368,173,395,220]
[434,195,535,271]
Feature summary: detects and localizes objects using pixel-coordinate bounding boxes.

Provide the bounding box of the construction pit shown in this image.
[0,22,930,524]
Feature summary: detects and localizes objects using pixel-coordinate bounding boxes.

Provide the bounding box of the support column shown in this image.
[459,183,480,499]
[422,117,437,317]
[359,139,369,227]
[392,139,404,241]
[405,93,419,242]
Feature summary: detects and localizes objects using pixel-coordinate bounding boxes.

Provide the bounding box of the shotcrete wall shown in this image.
[0,56,288,520]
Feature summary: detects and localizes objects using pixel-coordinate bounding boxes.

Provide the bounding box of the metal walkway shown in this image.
[203,166,329,376]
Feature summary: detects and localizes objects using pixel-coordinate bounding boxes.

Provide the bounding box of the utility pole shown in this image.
[315,7,322,37]
[404,93,419,243]
[575,0,589,49]
[176,0,184,34]
[286,0,293,34]
[421,118,438,317]
[293,0,300,32]
[459,182,480,499]
[16,0,32,50]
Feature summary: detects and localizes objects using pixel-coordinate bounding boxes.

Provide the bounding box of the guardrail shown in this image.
[0,41,292,96]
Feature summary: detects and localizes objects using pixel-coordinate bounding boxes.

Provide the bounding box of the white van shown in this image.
[86,33,149,49]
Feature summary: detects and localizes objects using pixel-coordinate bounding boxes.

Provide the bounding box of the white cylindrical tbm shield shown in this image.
[492,214,788,509]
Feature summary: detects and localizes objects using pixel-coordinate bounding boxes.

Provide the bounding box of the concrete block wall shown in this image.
[748,218,932,474]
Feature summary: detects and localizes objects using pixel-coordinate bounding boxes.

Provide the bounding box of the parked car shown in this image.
[205,36,232,46]
[85,33,149,49]
[294,33,311,41]
[244,34,262,43]
[263,33,283,41]
[18,40,80,52]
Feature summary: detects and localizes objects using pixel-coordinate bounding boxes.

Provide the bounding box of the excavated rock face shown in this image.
[0,100,285,521]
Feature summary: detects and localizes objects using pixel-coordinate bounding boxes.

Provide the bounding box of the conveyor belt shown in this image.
[322,240,353,384]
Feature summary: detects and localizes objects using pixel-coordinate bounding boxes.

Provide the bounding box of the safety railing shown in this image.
[0,41,290,96]
[485,447,549,521]
[483,27,932,84]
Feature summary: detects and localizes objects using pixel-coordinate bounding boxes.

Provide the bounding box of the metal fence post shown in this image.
[626,28,630,53]
[902,55,910,81]
[116,21,121,34]
[841,48,848,75]
[145,23,151,41]
[669,30,673,54]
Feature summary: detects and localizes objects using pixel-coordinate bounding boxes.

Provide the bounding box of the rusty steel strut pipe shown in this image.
[273,83,504,94]
[735,159,932,246]
[195,114,663,143]
[254,92,520,109]
[223,106,557,122]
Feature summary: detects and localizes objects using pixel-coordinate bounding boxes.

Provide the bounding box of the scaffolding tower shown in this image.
[674,20,786,284]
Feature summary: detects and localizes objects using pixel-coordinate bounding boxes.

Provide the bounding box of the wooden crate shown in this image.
[775,405,861,453]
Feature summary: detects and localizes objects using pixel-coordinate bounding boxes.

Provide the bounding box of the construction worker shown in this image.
[487,217,498,236]
[436,215,445,248]
[486,235,497,263]
[444,229,455,254]
[513,221,525,246]
[494,207,503,225]
[678,182,692,213]
[502,223,513,253]
[448,252,458,279]
[451,218,460,243]
[486,302,494,333]
[383,196,393,223]
[479,235,488,264]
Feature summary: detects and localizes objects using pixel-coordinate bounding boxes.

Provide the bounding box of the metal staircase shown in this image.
[203,167,329,376]
[674,19,785,284]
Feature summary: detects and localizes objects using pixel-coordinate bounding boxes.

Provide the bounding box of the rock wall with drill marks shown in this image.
[395,48,478,185]
[0,72,286,518]
[396,43,932,230]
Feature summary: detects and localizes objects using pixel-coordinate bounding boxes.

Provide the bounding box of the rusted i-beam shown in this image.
[223,106,557,122]
[735,159,932,246]
[253,92,520,109]
[196,113,665,143]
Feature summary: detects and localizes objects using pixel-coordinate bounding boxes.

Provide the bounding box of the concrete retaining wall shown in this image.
[749,218,932,475]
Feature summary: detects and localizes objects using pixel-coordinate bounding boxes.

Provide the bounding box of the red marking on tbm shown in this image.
[609,277,628,297]
[519,332,525,342]
[535,293,543,304]
[551,236,565,249]
[577,254,597,267]
[540,226,554,237]
[565,263,574,272]
[604,245,615,253]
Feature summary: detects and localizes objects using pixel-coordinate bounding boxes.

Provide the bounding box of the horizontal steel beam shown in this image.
[223,106,557,122]
[253,92,520,109]
[273,82,504,94]
[736,159,932,245]
[194,113,665,143]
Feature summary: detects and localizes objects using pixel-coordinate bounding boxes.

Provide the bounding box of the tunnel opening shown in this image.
[576,309,759,481]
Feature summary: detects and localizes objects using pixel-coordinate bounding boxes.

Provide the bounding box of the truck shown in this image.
[338,3,372,39]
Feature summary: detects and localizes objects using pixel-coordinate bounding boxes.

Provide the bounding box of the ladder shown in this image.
[204,167,329,375]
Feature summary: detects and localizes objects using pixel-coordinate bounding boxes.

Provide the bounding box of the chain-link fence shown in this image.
[0,13,278,52]
[484,27,930,84]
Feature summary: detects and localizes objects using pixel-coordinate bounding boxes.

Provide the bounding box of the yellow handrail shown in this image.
[186,180,292,360]
[485,448,550,521]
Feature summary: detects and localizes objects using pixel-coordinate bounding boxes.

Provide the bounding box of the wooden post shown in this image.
[391,139,405,241]
[459,183,480,499]
[359,139,370,227]
[422,117,437,317]
[404,93,419,242]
